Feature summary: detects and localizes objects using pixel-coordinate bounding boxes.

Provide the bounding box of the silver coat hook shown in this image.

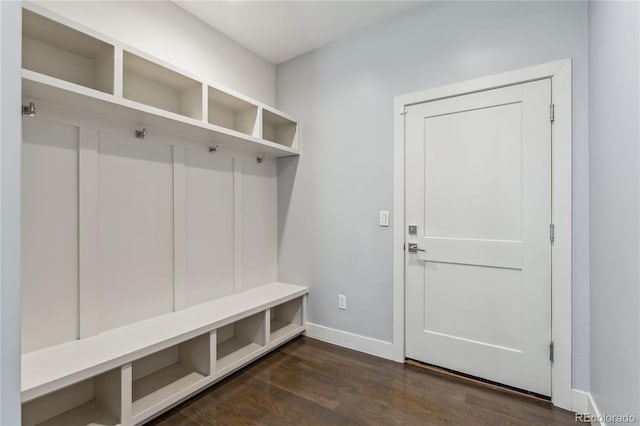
[256,155,265,164]
[22,102,36,118]
[209,145,219,154]
[135,128,147,139]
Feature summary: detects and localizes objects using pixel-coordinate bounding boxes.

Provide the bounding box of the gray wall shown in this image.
[0,1,22,424]
[588,0,640,420]
[276,1,590,390]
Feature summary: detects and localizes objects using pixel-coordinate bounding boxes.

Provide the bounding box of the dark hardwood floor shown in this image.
[149,336,577,425]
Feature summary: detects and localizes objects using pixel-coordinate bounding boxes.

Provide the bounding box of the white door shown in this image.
[405,79,552,396]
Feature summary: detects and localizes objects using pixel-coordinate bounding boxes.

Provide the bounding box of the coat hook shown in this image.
[135,128,147,139]
[256,155,265,164]
[22,102,36,118]
[209,145,219,154]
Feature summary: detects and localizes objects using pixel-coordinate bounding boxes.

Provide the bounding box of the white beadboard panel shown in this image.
[185,146,235,306]
[21,117,79,353]
[96,131,174,331]
[240,157,278,291]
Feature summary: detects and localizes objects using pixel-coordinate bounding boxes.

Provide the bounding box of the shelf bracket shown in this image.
[135,128,147,139]
[22,102,36,118]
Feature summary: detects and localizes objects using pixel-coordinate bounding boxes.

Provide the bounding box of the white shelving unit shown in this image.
[20,4,300,159]
[216,313,265,373]
[19,5,308,425]
[22,369,122,426]
[262,107,299,149]
[123,52,203,121]
[208,86,259,137]
[270,297,304,343]
[21,283,308,426]
[22,9,114,95]
[131,335,210,419]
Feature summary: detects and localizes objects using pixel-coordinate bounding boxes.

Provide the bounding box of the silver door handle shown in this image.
[407,243,425,253]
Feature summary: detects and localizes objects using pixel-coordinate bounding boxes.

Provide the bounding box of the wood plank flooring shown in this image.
[148,336,577,425]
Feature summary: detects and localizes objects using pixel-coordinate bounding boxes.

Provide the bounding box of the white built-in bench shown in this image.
[22,283,308,426]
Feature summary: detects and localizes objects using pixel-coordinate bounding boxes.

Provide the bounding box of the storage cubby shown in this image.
[262,109,299,148]
[123,51,203,120]
[208,86,259,136]
[216,313,265,372]
[22,9,114,94]
[270,297,304,342]
[22,369,121,426]
[131,334,210,416]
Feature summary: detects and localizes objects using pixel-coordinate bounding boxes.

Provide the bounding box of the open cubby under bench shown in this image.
[22,283,308,426]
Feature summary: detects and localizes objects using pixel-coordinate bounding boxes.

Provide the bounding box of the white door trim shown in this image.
[392,59,572,409]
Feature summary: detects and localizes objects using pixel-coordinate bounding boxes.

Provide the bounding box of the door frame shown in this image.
[392,59,572,409]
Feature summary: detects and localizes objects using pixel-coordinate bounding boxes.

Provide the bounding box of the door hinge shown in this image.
[550,103,555,123]
[550,224,555,243]
[549,341,555,363]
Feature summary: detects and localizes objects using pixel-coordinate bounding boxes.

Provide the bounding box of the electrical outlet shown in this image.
[379,210,390,227]
[338,294,347,310]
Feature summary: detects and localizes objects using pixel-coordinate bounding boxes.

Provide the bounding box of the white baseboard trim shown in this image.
[587,392,606,426]
[572,389,591,414]
[304,322,397,361]
[571,389,606,426]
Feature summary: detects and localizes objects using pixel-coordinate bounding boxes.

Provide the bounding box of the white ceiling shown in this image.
[173,1,422,64]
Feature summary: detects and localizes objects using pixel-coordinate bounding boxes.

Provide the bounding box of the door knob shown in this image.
[407,243,425,253]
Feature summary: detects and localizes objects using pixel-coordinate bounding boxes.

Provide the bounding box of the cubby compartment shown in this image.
[22,369,121,426]
[216,313,265,372]
[22,9,114,94]
[208,87,259,136]
[262,109,299,148]
[131,334,210,417]
[270,297,304,342]
[123,51,203,120]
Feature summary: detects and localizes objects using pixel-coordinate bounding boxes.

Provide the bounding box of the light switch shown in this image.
[379,211,390,227]
[338,295,347,310]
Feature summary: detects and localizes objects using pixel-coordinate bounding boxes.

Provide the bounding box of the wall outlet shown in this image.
[338,294,347,310]
[379,210,390,227]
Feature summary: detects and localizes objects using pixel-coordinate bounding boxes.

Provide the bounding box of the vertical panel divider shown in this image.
[114,46,123,98]
[209,329,218,375]
[121,363,133,425]
[233,157,243,294]
[78,126,100,338]
[302,294,309,326]
[264,309,271,345]
[256,107,264,139]
[202,84,209,124]
[173,146,187,311]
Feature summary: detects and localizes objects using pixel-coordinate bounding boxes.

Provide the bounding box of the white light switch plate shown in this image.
[379,210,390,227]
[338,295,347,310]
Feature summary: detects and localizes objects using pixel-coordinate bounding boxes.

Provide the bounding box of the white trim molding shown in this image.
[587,393,606,426]
[393,59,573,409]
[571,390,607,426]
[304,323,395,361]
[572,389,591,415]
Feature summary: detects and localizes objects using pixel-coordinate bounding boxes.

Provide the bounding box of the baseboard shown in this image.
[304,322,396,361]
[572,389,591,414]
[587,392,606,426]
[571,389,606,426]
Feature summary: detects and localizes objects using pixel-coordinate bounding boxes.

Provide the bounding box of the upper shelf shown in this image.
[22,8,115,95]
[20,4,300,158]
